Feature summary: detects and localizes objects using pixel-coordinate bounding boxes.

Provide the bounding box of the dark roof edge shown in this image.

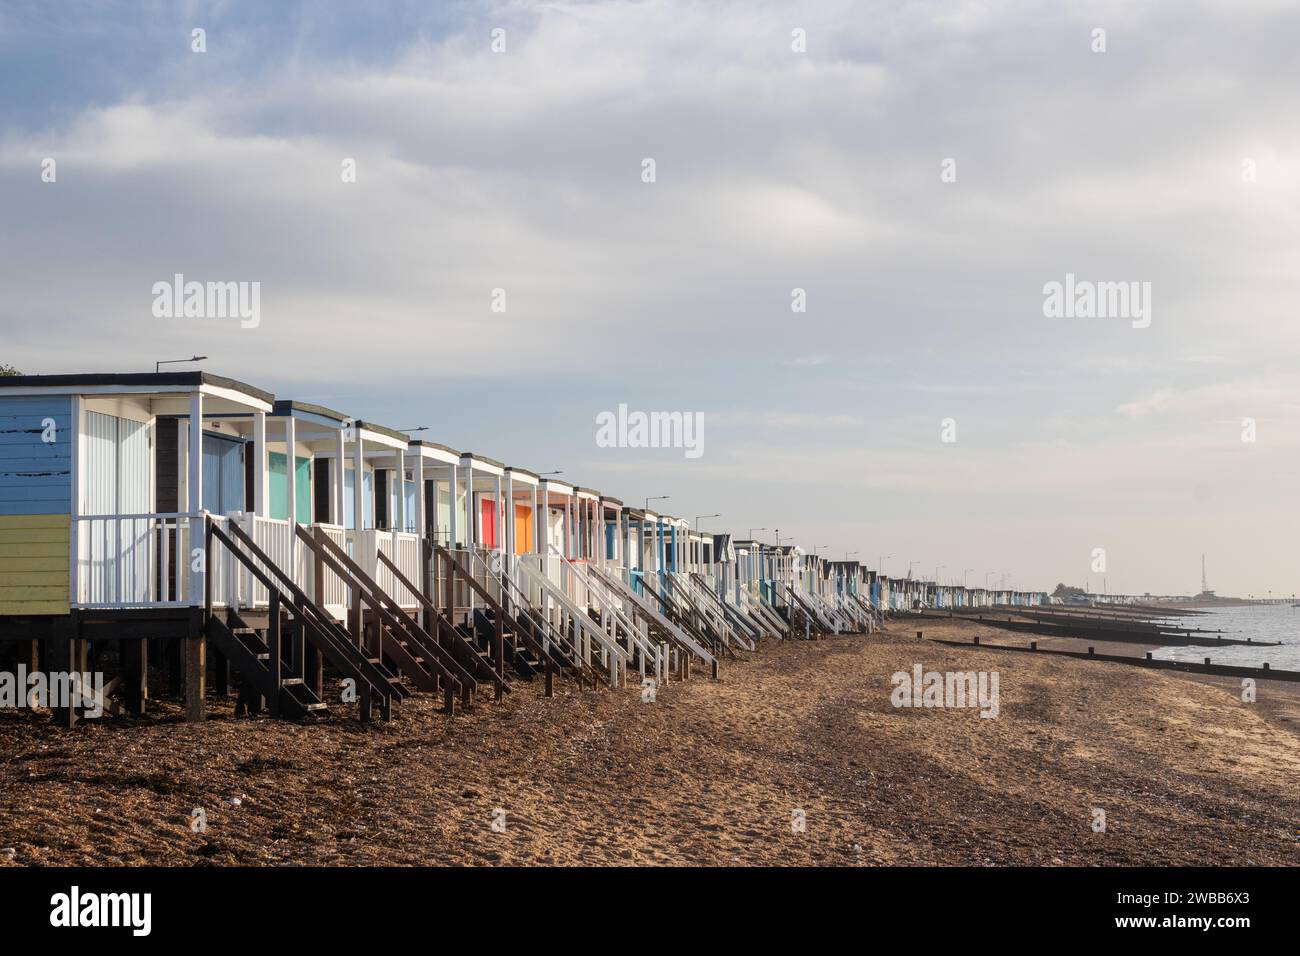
[0,371,274,405]
[272,399,348,423]
[353,420,411,444]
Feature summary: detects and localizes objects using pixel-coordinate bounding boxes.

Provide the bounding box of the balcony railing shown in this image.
[70,513,404,614]
[73,512,240,609]
[73,512,193,608]
[351,528,423,608]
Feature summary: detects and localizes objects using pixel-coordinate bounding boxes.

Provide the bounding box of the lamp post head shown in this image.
[155,355,207,374]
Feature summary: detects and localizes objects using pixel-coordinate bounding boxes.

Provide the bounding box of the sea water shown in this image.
[1150,604,1300,671]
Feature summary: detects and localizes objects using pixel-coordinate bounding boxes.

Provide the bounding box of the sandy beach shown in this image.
[3,616,1299,866]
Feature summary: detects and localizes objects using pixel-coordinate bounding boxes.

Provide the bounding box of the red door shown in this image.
[479,497,498,548]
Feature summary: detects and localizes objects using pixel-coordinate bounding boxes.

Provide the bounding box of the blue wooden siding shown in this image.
[343,468,374,529]
[402,480,416,533]
[0,396,72,613]
[0,395,72,516]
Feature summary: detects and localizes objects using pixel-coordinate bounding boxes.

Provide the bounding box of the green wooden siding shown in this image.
[268,452,311,523]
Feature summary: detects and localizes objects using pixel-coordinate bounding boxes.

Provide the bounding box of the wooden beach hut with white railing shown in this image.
[0,372,523,725]
[1,368,934,730]
[339,419,424,611]
[0,371,274,625]
[0,373,405,724]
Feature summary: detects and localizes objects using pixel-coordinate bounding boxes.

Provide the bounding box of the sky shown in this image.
[1,0,1297,597]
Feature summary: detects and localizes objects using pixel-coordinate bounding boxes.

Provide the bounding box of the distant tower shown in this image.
[1201,554,1208,594]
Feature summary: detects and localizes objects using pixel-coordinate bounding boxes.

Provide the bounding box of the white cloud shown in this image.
[2,0,1299,595]
[1116,379,1290,418]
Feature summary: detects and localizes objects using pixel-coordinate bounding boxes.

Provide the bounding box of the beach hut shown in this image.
[328,419,424,611]
[0,372,419,724]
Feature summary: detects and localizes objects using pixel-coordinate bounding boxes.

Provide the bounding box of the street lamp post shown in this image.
[694,513,720,530]
[155,355,207,374]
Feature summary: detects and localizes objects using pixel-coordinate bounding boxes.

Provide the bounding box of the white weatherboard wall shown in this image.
[547,508,564,556]
[84,411,151,515]
[82,410,153,605]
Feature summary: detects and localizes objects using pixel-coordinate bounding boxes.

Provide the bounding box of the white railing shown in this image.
[590,564,715,668]
[515,554,627,685]
[307,524,349,613]
[74,513,192,608]
[559,555,667,682]
[73,512,240,609]
[516,552,550,609]
[353,528,422,607]
[208,516,236,608]
[239,513,294,607]
[543,548,607,613]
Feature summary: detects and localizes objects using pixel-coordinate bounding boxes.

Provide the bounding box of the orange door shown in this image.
[514,505,533,554]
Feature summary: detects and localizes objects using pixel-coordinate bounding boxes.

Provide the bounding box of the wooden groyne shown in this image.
[930,635,1300,683]
[923,610,1279,648]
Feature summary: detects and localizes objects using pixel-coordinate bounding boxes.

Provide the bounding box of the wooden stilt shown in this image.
[49,623,78,728]
[266,594,281,718]
[236,680,260,717]
[122,639,148,716]
[289,614,304,682]
[305,644,323,698]
[212,646,229,697]
[167,638,183,698]
[494,617,505,703]
[184,613,206,722]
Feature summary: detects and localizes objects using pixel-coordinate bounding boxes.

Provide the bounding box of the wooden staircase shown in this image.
[302,527,486,712]
[781,584,828,639]
[510,553,629,686]
[637,571,723,660]
[437,545,599,694]
[207,610,328,719]
[375,545,513,703]
[691,573,762,641]
[206,519,407,721]
[590,565,718,678]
